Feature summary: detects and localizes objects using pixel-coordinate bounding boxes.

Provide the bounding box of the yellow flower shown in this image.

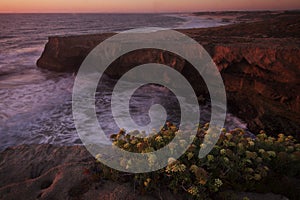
[245,159,252,164]
[268,137,275,143]
[258,149,265,154]
[246,151,257,159]
[187,186,199,196]
[155,135,163,143]
[245,168,254,173]
[256,157,263,163]
[257,132,267,140]
[123,143,130,149]
[223,157,230,163]
[267,151,276,158]
[214,178,223,188]
[237,143,244,151]
[173,164,186,172]
[229,142,236,147]
[225,132,233,140]
[129,130,140,136]
[254,174,262,181]
[278,137,285,143]
[166,163,186,173]
[95,154,102,160]
[200,143,207,149]
[143,181,149,187]
[207,154,214,162]
[287,135,294,140]
[116,134,122,140]
[248,141,255,147]
[167,157,177,165]
[177,164,186,172]
[264,166,269,171]
[265,139,273,145]
[130,139,137,145]
[165,165,172,173]
[199,179,207,185]
[220,149,226,155]
[119,128,126,135]
[95,154,102,163]
[137,142,143,149]
[204,123,210,129]
[144,178,151,187]
[189,165,198,173]
[187,152,194,160]
[170,125,177,132]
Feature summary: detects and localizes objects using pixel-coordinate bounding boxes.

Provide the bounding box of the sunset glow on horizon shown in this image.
[0,0,300,13]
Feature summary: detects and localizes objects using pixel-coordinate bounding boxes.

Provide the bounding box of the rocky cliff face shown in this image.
[203,38,299,135]
[37,13,300,138]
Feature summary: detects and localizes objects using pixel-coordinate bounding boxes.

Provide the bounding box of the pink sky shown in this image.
[0,0,300,13]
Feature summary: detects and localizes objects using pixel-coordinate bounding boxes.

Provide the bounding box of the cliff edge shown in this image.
[36,12,300,138]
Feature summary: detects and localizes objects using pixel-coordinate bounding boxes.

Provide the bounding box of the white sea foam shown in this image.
[0,14,246,151]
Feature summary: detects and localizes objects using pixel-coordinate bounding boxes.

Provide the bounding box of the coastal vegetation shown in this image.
[88,123,300,199]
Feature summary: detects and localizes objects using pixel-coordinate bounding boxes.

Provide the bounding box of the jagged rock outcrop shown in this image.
[36,13,300,138]
[210,40,300,136]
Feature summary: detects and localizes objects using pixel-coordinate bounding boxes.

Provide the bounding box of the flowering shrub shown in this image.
[91,123,300,199]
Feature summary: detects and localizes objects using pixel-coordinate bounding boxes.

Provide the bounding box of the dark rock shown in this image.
[0,145,186,200]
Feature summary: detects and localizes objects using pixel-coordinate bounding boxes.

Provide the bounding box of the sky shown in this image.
[0,0,300,13]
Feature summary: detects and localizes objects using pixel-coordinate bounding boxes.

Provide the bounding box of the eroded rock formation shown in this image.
[36,13,300,138]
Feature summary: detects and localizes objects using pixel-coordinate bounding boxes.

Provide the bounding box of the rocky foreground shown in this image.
[0,144,294,200]
[37,11,300,138]
[0,145,168,200]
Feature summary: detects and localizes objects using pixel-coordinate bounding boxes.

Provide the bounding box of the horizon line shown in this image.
[0,9,299,14]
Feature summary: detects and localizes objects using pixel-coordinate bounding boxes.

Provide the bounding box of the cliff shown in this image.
[36,12,300,138]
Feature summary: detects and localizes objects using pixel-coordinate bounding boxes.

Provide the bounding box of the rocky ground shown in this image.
[0,144,291,200]
[0,145,175,200]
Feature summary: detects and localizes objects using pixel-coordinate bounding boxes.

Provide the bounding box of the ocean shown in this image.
[0,13,246,151]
